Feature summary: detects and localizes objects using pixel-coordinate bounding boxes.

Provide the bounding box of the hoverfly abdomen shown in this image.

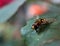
[32,23,39,30]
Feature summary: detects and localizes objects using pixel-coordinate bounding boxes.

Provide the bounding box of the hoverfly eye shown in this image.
[43,19,46,21]
[42,19,46,22]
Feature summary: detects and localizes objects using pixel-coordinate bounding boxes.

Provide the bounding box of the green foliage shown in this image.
[21,11,60,46]
[0,0,26,23]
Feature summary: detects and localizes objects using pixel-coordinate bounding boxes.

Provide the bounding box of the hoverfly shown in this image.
[32,18,50,34]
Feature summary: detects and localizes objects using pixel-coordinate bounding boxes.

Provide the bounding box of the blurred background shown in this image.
[0,0,60,46]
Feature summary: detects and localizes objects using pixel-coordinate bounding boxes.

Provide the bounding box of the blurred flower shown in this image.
[26,3,48,20]
[0,0,13,8]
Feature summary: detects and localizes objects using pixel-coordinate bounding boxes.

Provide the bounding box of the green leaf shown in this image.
[21,11,60,46]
